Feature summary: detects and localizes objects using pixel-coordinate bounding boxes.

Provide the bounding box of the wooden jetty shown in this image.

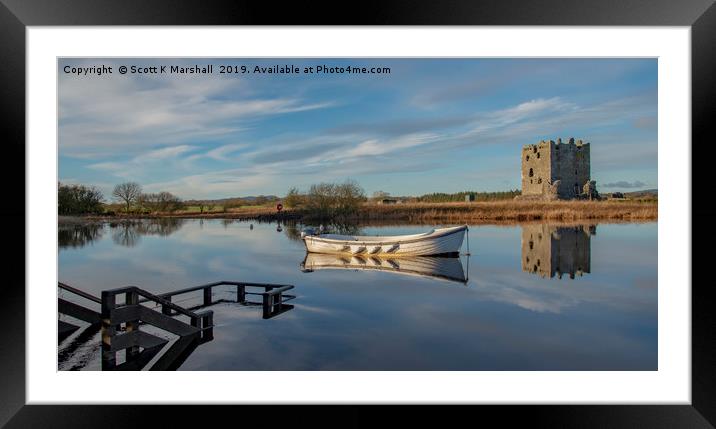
[58,280,296,371]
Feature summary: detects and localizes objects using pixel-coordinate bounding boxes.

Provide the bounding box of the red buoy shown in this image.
[276,203,283,212]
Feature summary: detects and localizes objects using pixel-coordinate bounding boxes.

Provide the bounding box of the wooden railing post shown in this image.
[162,295,172,315]
[262,294,270,319]
[203,286,212,307]
[125,289,140,359]
[202,312,214,341]
[100,290,117,370]
[236,285,245,303]
[274,292,282,312]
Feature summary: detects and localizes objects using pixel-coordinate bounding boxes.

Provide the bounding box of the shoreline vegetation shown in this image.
[71,200,657,224]
[59,180,657,225]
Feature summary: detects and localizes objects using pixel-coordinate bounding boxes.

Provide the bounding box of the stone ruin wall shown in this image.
[521,140,553,196]
[520,138,591,200]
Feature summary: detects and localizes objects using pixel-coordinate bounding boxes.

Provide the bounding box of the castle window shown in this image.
[529,241,533,250]
[526,155,530,161]
[537,177,542,184]
[533,147,537,154]
[575,169,578,175]
[536,152,540,159]
[528,168,534,177]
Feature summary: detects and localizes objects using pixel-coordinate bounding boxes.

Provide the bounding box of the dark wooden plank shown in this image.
[58,298,101,324]
[110,330,167,352]
[109,305,141,324]
[137,306,200,337]
[58,320,79,342]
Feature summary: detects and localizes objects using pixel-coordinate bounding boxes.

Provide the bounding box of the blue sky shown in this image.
[58,58,657,199]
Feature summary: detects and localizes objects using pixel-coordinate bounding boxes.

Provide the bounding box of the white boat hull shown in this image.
[302,225,467,256]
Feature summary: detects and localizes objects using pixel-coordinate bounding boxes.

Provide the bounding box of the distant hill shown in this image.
[623,189,657,199]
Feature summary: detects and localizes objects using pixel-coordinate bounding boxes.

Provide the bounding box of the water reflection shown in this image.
[58,219,657,370]
[521,224,595,279]
[283,221,364,242]
[58,223,104,249]
[301,253,468,284]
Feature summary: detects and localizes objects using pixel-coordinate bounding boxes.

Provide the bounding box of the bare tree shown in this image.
[140,191,183,213]
[305,179,366,220]
[284,187,304,208]
[112,182,142,214]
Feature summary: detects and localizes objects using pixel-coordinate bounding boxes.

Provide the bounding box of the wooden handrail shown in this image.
[103,286,201,320]
[264,285,294,296]
[155,281,294,299]
[58,282,101,303]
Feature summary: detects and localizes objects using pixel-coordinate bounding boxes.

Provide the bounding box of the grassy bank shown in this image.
[82,200,656,223]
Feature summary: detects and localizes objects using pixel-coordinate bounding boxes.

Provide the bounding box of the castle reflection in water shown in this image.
[521,224,596,279]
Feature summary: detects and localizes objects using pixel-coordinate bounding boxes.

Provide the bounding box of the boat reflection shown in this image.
[301,253,468,284]
[521,224,596,279]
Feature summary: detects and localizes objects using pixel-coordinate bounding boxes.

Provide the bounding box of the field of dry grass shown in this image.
[352,200,657,222]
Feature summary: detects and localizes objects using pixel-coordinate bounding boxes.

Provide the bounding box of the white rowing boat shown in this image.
[301,225,468,256]
[300,253,468,284]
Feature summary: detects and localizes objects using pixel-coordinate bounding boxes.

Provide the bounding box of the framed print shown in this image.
[3,0,714,427]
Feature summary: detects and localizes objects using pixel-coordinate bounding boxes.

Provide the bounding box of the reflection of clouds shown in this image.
[470,266,656,315]
[289,303,338,316]
[472,279,579,313]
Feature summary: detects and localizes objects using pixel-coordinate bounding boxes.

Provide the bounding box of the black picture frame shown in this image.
[2,0,713,427]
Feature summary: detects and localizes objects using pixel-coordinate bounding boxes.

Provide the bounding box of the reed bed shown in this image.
[352,200,657,223]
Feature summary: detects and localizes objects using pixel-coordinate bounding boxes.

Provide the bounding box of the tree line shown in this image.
[416,190,521,202]
[58,183,104,215]
[58,181,184,215]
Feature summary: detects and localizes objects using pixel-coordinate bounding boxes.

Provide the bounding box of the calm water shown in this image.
[58,219,657,371]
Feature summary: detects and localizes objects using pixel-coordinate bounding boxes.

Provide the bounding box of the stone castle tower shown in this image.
[519,138,598,200]
[521,224,595,279]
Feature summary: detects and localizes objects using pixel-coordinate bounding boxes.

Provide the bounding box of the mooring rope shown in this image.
[464,226,471,283]
[464,225,471,256]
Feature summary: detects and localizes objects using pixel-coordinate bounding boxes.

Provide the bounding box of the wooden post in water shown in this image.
[236,285,245,303]
[274,293,281,312]
[203,286,212,307]
[162,295,172,315]
[262,294,270,319]
[100,290,117,370]
[202,312,214,341]
[125,290,140,359]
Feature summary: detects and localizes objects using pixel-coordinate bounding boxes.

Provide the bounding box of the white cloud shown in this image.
[184,143,250,164]
[142,145,196,161]
[58,65,333,158]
